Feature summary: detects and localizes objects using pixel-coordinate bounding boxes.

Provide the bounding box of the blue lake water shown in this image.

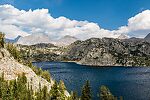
[33,62,150,100]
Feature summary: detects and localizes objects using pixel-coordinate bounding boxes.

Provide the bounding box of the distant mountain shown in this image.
[62,37,150,66]
[123,37,144,44]
[17,34,52,45]
[5,35,22,43]
[53,35,78,46]
[17,37,150,66]
[117,34,128,39]
[144,33,150,42]
[16,34,78,46]
[30,43,57,48]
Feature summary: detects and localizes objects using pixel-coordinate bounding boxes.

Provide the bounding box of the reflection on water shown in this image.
[33,62,150,100]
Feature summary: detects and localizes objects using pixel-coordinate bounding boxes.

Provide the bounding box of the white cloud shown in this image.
[0,4,150,40]
[114,10,150,38]
[0,4,119,40]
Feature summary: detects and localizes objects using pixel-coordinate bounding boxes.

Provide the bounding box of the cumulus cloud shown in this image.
[0,4,119,40]
[114,10,150,38]
[0,4,150,40]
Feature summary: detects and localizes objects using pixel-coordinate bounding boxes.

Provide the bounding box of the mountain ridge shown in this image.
[16,34,78,46]
[144,33,150,42]
[5,35,22,43]
[17,36,150,67]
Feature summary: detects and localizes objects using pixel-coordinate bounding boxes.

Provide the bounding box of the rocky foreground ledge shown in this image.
[0,48,70,96]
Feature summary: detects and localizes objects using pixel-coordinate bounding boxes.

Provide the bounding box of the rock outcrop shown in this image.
[0,48,52,91]
[63,38,150,66]
[0,48,70,96]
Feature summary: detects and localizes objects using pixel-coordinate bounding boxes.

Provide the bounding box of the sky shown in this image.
[0,0,150,39]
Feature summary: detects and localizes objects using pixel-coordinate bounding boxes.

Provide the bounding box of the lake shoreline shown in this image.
[33,61,147,68]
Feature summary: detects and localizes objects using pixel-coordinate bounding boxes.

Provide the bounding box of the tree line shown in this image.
[69,80,123,100]
[0,73,69,100]
[0,74,122,100]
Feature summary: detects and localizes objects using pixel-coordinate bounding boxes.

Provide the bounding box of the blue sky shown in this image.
[1,0,150,30]
[0,0,150,39]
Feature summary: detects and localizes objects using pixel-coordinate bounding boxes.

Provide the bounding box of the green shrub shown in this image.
[6,43,22,62]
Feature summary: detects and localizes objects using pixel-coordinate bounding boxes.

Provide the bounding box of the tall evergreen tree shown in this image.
[100,85,117,100]
[50,81,62,100]
[59,80,66,94]
[27,83,33,100]
[69,91,79,100]
[36,82,42,100]
[12,80,19,100]
[0,32,5,48]
[17,73,28,100]
[81,80,92,100]
[58,80,66,99]
[42,86,48,100]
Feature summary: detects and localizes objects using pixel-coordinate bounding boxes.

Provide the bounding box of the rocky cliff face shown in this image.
[0,47,70,96]
[63,38,150,66]
[0,48,53,91]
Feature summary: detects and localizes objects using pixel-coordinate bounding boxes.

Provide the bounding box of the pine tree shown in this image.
[1,81,12,100]
[50,81,62,100]
[0,32,5,48]
[59,80,66,94]
[100,85,117,100]
[6,82,13,100]
[81,80,92,100]
[0,76,3,97]
[36,82,42,100]
[59,80,66,99]
[12,80,19,100]
[17,73,28,100]
[42,86,48,100]
[6,43,22,62]
[41,70,51,82]
[69,91,79,100]
[27,83,33,100]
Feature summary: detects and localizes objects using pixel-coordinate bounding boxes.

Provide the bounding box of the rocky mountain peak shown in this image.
[5,35,22,43]
[63,35,78,39]
[53,35,78,47]
[118,34,129,39]
[17,34,52,45]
